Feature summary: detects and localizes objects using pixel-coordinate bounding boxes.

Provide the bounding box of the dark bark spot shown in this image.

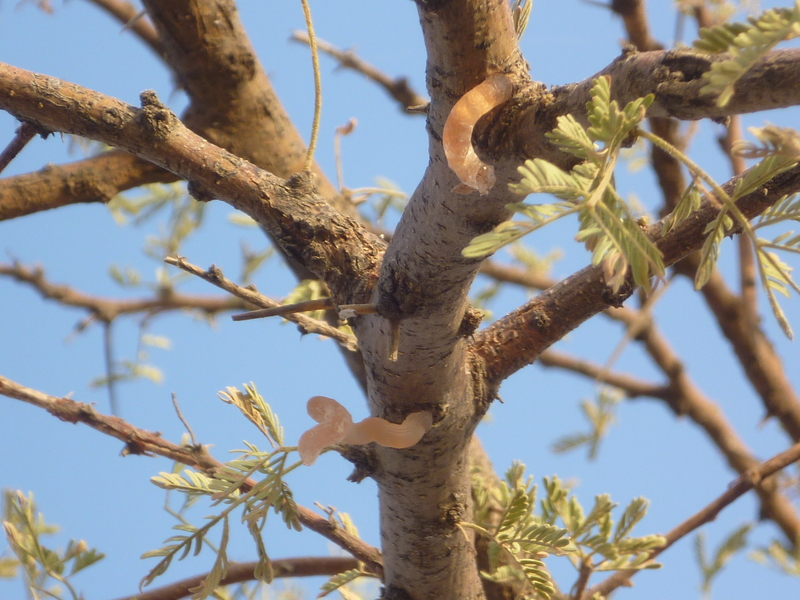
[602,281,634,307]
[458,306,484,337]
[138,90,178,139]
[343,445,378,483]
[381,585,413,600]
[440,497,467,528]
[611,0,638,16]
[661,51,712,82]
[187,180,215,202]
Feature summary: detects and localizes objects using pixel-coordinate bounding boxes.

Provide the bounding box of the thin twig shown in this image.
[0,121,39,175]
[232,298,335,321]
[111,556,362,600]
[291,30,428,111]
[171,392,198,447]
[537,349,670,400]
[719,116,759,325]
[477,260,800,543]
[232,299,377,322]
[334,118,357,190]
[0,261,244,320]
[300,0,322,172]
[164,256,358,352]
[103,320,119,416]
[0,374,384,578]
[583,440,800,599]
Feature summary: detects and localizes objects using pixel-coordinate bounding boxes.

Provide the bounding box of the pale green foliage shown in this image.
[240,241,274,285]
[695,524,753,598]
[1,490,104,600]
[90,360,164,387]
[510,243,563,276]
[512,0,532,40]
[90,328,167,388]
[318,570,366,597]
[284,279,354,338]
[109,182,205,258]
[552,388,622,460]
[694,2,800,106]
[736,124,800,160]
[469,463,570,599]
[675,0,757,23]
[739,129,800,338]
[284,279,330,321]
[465,76,662,294]
[750,537,800,576]
[469,462,664,598]
[228,212,259,227]
[219,383,284,448]
[142,386,302,599]
[643,123,800,338]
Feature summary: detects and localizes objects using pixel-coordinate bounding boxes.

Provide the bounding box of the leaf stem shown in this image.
[300,0,322,173]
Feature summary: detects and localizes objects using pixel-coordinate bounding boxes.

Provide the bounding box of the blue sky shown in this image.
[1,1,799,599]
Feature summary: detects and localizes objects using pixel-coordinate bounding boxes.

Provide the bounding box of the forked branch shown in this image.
[0,374,384,578]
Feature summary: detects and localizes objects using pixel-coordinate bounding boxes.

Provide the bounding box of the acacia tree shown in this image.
[2,1,800,599]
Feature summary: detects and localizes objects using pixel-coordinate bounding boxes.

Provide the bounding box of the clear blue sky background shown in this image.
[1,1,799,599]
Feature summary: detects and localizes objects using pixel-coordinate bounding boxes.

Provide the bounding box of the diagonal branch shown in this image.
[516,47,800,168]
[0,62,383,302]
[675,254,800,443]
[0,261,244,321]
[0,150,176,221]
[164,256,358,352]
[111,556,361,600]
[582,439,800,599]
[473,161,800,390]
[537,349,670,400]
[0,121,40,175]
[290,30,428,112]
[139,0,348,212]
[0,374,384,579]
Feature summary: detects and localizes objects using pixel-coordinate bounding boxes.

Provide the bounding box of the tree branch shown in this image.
[473,162,800,389]
[517,48,800,168]
[537,349,670,400]
[139,0,350,213]
[675,253,800,443]
[0,374,384,579]
[0,121,40,175]
[164,256,358,351]
[111,556,360,600]
[610,0,663,52]
[0,261,244,321]
[0,149,174,221]
[0,62,383,302]
[290,30,428,112]
[582,440,800,599]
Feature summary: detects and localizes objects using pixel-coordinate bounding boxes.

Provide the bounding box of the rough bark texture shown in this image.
[3,1,800,599]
